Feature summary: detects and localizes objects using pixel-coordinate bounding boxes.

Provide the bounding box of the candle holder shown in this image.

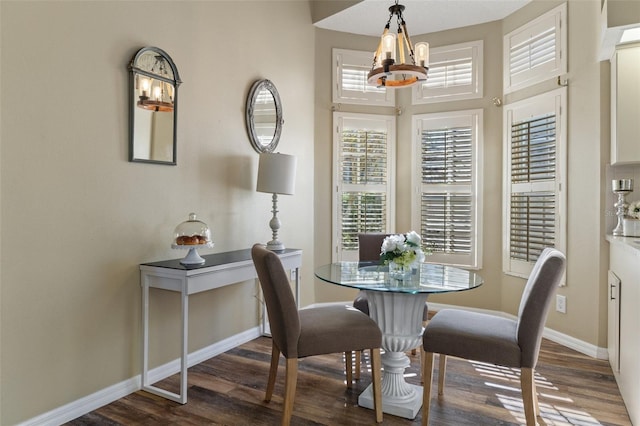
[612,179,633,236]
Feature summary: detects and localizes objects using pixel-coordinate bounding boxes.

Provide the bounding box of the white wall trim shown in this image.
[18,326,261,426]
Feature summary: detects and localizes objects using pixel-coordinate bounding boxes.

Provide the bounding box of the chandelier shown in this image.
[368,1,429,89]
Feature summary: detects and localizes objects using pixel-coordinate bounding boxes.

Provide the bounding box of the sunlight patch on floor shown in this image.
[470,360,602,426]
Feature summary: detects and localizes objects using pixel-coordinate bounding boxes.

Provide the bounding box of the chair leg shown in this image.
[422,351,435,426]
[370,348,383,423]
[354,350,361,380]
[532,372,540,416]
[521,367,537,426]
[265,342,280,402]
[438,354,447,395]
[345,351,353,388]
[282,358,298,426]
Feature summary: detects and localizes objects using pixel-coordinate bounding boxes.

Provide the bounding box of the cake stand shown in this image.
[171,242,214,265]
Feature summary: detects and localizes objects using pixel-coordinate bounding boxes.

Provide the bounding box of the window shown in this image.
[332,48,395,106]
[503,3,566,93]
[413,41,483,104]
[333,112,396,262]
[412,110,483,268]
[503,87,566,277]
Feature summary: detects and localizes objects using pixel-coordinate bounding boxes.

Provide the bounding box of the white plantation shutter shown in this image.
[333,112,396,262]
[503,3,566,93]
[333,48,394,106]
[412,110,483,268]
[503,88,566,277]
[509,27,556,78]
[421,193,472,255]
[413,41,483,104]
[341,66,384,94]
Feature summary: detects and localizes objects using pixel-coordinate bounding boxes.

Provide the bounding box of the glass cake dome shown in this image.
[171,213,214,264]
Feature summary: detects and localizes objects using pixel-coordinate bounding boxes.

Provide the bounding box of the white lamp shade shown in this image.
[257,153,296,195]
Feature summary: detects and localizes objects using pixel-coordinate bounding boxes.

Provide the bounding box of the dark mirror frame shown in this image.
[245,79,284,153]
[128,46,181,165]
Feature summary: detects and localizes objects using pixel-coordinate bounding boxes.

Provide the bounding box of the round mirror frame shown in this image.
[245,79,283,153]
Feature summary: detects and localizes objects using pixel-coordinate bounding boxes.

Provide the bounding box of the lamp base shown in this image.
[266,240,285,251]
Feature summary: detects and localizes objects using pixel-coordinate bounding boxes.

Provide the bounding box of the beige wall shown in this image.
[313,0,610,348]
[0,0,614,423]
[0,1,315,424]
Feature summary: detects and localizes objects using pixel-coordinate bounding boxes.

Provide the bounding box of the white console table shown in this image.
[140,248,302,404]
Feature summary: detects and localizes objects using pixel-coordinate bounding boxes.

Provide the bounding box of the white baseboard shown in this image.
[18,326,262,426]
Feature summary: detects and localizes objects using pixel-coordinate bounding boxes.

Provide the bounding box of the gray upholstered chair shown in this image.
[421,247,566,426]
[251,244,383,425]
[352,233,390,314]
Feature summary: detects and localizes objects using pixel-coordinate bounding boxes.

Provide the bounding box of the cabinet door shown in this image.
[611,44,640,165]
[607,270,620,372]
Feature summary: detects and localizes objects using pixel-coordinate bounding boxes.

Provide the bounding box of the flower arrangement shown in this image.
[380,231,426,268]
[628,201,640,219]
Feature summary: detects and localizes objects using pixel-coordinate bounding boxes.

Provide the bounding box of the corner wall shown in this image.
[313,0,610,350]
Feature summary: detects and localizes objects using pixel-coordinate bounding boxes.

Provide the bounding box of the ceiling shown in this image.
[314,0,532,37]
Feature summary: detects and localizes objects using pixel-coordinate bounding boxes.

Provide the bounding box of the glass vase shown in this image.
[388,261,412,280]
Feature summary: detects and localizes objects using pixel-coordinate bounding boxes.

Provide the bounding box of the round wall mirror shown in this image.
[245,79,283,153]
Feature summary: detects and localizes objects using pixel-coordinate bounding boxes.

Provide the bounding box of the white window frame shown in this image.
[411,109,483,269]
[332,112,396,262]
[503,3,567,94]
[502,87,567,278]
[332,48,395,106]
[413,40,483,104]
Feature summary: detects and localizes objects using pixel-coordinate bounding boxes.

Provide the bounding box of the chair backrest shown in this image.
[516,247,566,368]
[358,233,390,262]
[251,244,300,358]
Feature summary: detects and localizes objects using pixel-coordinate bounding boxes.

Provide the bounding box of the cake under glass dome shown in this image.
[171,213,213,264]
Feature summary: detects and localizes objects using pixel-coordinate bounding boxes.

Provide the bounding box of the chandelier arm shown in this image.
[401,21,417,64]
[397,29,406,64]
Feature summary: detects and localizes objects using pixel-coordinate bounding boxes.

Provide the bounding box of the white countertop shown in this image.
[606,234,640,254]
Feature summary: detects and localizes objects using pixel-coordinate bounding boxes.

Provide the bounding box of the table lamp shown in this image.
[257,152,296,251]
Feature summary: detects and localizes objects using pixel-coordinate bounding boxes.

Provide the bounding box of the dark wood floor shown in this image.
[67,336,631,425]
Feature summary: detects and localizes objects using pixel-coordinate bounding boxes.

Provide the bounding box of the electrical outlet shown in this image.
[556,295,566,313]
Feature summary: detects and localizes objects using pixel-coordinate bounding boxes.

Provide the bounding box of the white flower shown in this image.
[406,230,421,246]
[380,231,427,267]
[382,234,404,254]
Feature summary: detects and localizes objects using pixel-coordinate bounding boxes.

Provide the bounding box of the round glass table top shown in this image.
[315,261,483,294]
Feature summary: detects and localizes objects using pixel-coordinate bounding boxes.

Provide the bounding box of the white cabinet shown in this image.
[611,43,640,165]
[608,237,640,424]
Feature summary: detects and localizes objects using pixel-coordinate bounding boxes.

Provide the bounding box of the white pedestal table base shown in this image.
[357,290,427,419]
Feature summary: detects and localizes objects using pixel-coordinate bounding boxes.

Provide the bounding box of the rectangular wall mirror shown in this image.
[128,46,181,165]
